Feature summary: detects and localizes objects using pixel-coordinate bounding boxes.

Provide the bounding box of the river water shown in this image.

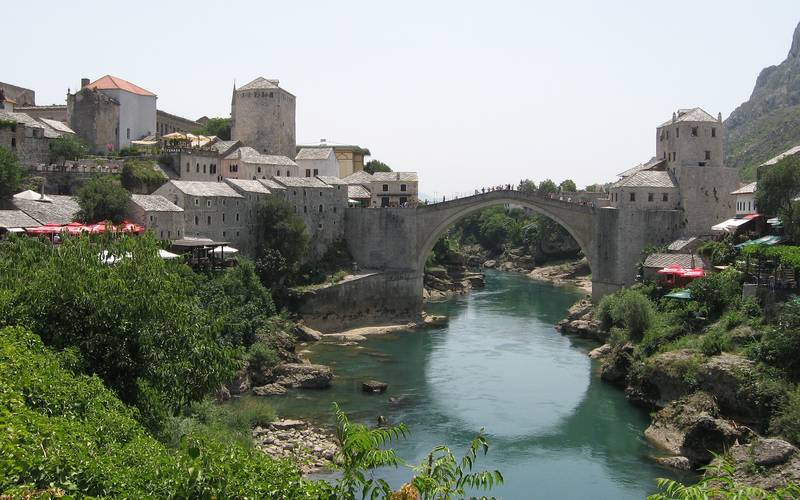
[268,271,693,499]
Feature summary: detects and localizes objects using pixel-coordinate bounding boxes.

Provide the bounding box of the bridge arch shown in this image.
[415,191,597,281]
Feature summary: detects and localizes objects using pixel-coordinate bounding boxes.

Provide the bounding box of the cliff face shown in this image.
[725,21,800,179]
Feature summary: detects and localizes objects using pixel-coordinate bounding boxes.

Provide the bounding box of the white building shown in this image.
[84,75,157,149]
[732,182,757,215]
[295,147,338,177]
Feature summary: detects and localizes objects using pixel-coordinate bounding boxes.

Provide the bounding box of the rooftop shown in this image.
[168,181,243,198]
[667,237,699,252]
[297,140,371,156]
[659,107,719,127]
[11,194,80,225]
[295,147,334,161]
[274,176,331,189]
[238,77,282,91]
[87,75,156,97]
[259,178,286,190]
[372,171,419,182]
[347,185,372,199]
[209,139,241,156]
[0,210,41,228]
[224,178,271,194]
[760,145,800,167]
[612,170,677,189]
[316,175,347,185]
[342,170,374,185]
[643,252,707,270]
[39,118,74,135]
[130,194,183,212]
[617,157,665,178]
[225,146,297,166]
[731,182,757,195]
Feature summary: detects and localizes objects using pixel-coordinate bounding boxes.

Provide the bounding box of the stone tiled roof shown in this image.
[297,141,371,156]
[0,111,42,129]
[209,139,240,156]
[88,75,156,97]
[274,176,331,189]
[372,171,418,182]
[224,178,271,194]
[39,118,75,135]
[259,178,286,191]
[667,237,699,252]
[238,77,281,91]
[612,170,677,189]
[295,147,333,161]
[760,145,800,167]
[225,146,297,166]
[130,194,183,212]
[11,195,80,224]
[617,157,665,178]
[0,210,41,228]
[342,171,374,185]
[316,176,346,185]
[347,185,372,199]
[168,181,243,198]
[659,108,718,127]
[731,182,757,195]
[643,252,707,269]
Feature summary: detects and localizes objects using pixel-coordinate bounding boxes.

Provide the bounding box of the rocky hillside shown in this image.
[725,21,800,179]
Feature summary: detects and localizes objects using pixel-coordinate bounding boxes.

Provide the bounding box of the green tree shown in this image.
[585,183,604,193]
[364,159,392,174]
[559,179,577,193]
[0,146,22,199]
[757,155,800,239]
[254,196,310,286]
[537,179,558,196]
[517,178,537,193]
[76,175,131,223]
[194,117,231,140]
[49,135,88,166]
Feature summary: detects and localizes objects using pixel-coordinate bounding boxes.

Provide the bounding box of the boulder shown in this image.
[696,353,756,422]
[483,259,497,269]
[638,349,703,407]
[501,261,515,271]
[653,455,692,471]
[253,383,288,396]
[226,366,252,395]
[272,363,333,389]
[294,324,323,342]
[215,385,231,403]
[588,343,612,359]
[644,392,750,467]
[709,438,800,491]
[600,342,634,386]
[362,380,388,393]
[269,419,308,430]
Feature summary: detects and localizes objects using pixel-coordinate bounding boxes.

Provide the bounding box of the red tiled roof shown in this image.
[87,75,156,97]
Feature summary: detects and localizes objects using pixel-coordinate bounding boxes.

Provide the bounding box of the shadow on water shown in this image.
[269,271,695,499]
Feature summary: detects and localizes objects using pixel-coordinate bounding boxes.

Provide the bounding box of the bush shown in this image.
[596,289,654,342]
[751,301,800,380]
[771,385,800,445]
[76,175,131,223]
[596,293,619,331]
[700,328,732,356]
[247,341,279,374]
[121,159,167,193]
[689,268,743,320]
[0,145,22,199]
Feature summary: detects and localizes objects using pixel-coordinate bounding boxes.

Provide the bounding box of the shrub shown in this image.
[751,301,800,381]
[615,289,655,341]
[720,309,746,331]
[700,328,732,356]
[247,341,279,374]
[771,385,800,445]
[689,268,743,320]
[0,145,22,199]
[121,159,167,193]
[596,293,619,331]
[76,175,131,223]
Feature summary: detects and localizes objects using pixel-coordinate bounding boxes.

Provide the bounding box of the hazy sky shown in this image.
[6,1,800,196]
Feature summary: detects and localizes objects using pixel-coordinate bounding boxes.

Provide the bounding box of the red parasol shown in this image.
[680,268,706,279]
[117,220,145,234]
[25,223,64,235]
[656,264,685,275]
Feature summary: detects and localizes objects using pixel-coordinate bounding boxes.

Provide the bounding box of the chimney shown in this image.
[672,112,677,124]
[81,78,90,88]
[717,112,722,123]
[320,138,327,144]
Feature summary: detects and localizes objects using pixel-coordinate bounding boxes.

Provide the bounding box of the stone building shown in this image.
[127,194,185,240]
[14,105,68,122]
[0,82,35,106]
[156,110,201,137]
[296,147,338,177]
[11,191,80,224]
[732,182,757,215]
[169,148,221,182]
[231,77,296,158]
[221,146,298,180]
[609,107,738,236]
[0,110,69,165]
[223,178,272,254]
[370,172,419,207]
[67,86,120,153]
[297,140,371,177]
[273,176,347,257]
[152,180,247,249]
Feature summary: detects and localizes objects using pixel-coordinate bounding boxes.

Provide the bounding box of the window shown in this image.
[10,137,15,149]
[691,126,698,137]
[236,231,240,237]
[712,127,716,138]
[333,206,337,213]
[382,184,389,192]
[400,196,408,205]
[160,230,164,238]
[222,213,225,222]
[648,192,654,202]
[186,161,190,172]
[662,193,669,202]
[194,198,199,206]
[206,200,211,207]
[313,169,319,176]
[203,164,206,173]
[676,127,679,138]
[236,213,239,222]
[194,216,199,225]
[167,230,171,238]
[305,169,311,177]
[149,215,154,222]
[303,206,307,213]
[126,128,130,139]
[286,170,291,177]
[705,151,711,160]
[319,191,323,197]
[223,231,226,237]
[400,184,407,192]
[629,192,636,202]
[666,131,670,139]
[207,216,211,225]
[319,204,323,213]
[211,164,216,174]
[258,166,262,173]
[276,170,281,176]
[196,163,200,173]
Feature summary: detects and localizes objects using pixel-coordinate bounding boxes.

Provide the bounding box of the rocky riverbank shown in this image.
[556,297,800,490]
[253,419,340,474]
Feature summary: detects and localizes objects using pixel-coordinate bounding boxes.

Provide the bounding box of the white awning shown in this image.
[158,249,181,259]
[711,217,753,233]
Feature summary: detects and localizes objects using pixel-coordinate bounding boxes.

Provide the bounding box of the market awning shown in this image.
[712,214,760,233]
[158,249,181,260]
[656,264,686,275]
[735,235,786,248]
[131,140,158,146]
[665,289,693,300]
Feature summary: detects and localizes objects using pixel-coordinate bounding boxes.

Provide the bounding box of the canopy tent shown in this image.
[24,221,145,237]
[735,235,786,249]
[664,289,693,300]
[131,139,158,146]
[209,245,239,257]
[681,268,706,279]
[656,264,686,276]
[162,132,188,140]
[158,249,181,260]
[712,214,760,233]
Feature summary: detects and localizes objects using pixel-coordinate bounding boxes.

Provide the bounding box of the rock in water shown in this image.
[253,383,288,396]
[483,259,496,269]
[272,363,333,389]
[362,380,388,393]
[294,324,323,342]
[269,419,307,430]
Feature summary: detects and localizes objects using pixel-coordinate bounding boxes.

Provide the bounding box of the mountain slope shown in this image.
[725,21,800,180]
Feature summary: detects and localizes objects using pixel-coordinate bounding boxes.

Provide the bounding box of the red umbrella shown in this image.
[680,268,706,279]
[65,222,88,236]
[117,220,145,234]
[26,223,63,235]
[656,264,685,275]
[87,221,116,234]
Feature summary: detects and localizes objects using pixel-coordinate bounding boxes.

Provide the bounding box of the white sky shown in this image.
[6,1,800,196]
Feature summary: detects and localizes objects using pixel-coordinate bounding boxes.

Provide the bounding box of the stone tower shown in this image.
[656,108,738,236]
[231,77,296,158]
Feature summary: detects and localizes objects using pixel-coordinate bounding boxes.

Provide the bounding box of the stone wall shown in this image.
[674,165,738,236]
[231,88,296,158]
[156,110,200,137]
[657,120,724,168]
[171,150,221,181]
[344,207,419,271]
[68,88,119,153]
[0,126,52,165]
[14,106,68,122]
[0,82,35,106]
[279,184,347,257]
[127,202,185,240]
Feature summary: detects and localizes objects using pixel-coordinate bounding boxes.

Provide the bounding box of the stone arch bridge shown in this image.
[299,190,681,330]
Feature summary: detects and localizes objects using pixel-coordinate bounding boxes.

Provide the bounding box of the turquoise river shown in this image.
[268,270,693,499]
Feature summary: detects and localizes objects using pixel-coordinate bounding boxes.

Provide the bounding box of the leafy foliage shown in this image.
[688,268,743,320]
[0,235,239,429]
[756,154,800,240]
[751,300,800,381]
[558,179,577,193]
[770,384,800,445]
[517,178,537,193]
[0,145,21,199]
[698,237,737,266]
[365,159,392,174]
[595,288,655,341]
[742,244,800,270]
[537,179,558,196]
[193,117,231,140]
[120,158,167,193]
[254,196,310,287]
[0,326,326,498]
[49,135,87,165]
[76,175,131,223]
